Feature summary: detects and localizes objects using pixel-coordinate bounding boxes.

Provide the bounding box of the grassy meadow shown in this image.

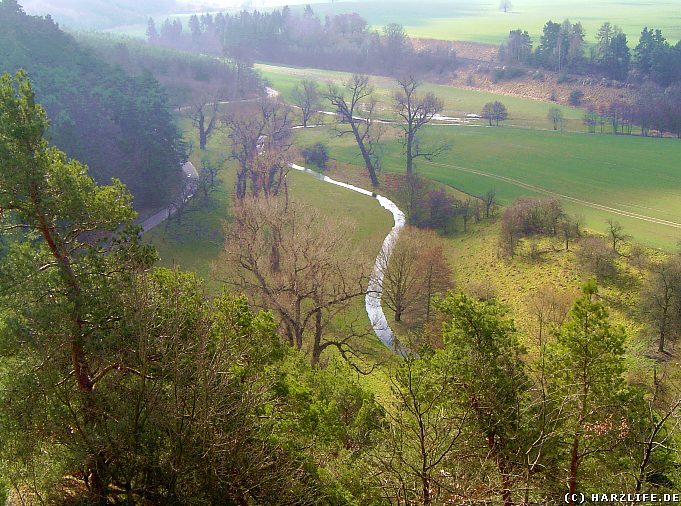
[258,63,588,131]
[144,115,392,285]
[147,57,681,368]
[255,63,681,250]
[143,110,396,363]
[293,124,681,250]
[106,0,681,46]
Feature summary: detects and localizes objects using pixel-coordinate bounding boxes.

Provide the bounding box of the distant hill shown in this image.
[0,0,186,209]
[20,0,176,29]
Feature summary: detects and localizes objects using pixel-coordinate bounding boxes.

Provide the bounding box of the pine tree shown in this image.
[547,281,628,503]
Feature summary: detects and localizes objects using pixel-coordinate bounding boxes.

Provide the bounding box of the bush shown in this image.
[301,142,330,170]
[576,237,617,279]
[492,66,526,82]
[568,90,584,106]
[557,73,572,84]
[498,198,563,257]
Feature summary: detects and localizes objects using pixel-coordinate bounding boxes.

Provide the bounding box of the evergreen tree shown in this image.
[436,293,529,506]
[0,70,151,500]
[146,17,158,41]
[547,281,629,503]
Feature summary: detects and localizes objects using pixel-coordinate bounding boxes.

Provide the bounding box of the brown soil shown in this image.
[414,37,637,109]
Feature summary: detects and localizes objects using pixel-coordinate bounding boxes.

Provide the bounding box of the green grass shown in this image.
[439,215,662,379]
[145,114,393,285]
[299,0,681,45]
[293,124,681,250]
[106,1,681,46]
[144,110,396,362]
[258,63,588,131]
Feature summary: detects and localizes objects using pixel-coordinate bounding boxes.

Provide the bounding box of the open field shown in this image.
[105,0,681,46]
[260,63,681,248]
[257,63,588,131]
[300,0,681,45]
[293,124,681,250]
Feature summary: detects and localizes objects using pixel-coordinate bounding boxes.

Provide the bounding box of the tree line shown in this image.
[147,7,458,77]
[500,20,681,86]
[77,32,264,108]
[2,73,679,504]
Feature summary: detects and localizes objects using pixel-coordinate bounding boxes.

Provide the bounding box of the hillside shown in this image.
[0,1,186,210]
[21,0,175,29]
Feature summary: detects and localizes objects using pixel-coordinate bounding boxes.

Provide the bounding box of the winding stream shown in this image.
[290,164,405,350]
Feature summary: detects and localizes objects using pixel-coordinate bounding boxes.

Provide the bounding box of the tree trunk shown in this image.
[568,436,579,505]
[351,122,379,187]
[198,111,207,150]
[311,308,323,366]
[406,130,414,175]
[35,210,107,502]
[236,167,248,199]
[659,309,667,353]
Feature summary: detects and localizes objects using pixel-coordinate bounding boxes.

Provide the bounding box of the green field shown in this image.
[144,116,392,287]
[257,63,587,131]
[300,0,681,45]
[143,112,396,362]
[106,0,681,46]
[293,124,681,250]
[258,62,681,248]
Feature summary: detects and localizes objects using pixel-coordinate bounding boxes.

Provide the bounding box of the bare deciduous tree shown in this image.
[291,79,321,128]
[547,106,565,131]
[641,257,681,353]
[188,94,222,150]
[606,219,630,254]
[558,215,579,251]
[576,236,617,278]
[325,74,382,187]
[482,101,508,126]
[223,99,292,199]
[482,189,497,218]
[499,0,512,12]
[166,172,197,226]
[221,196,369,365]
[378,227,453,325]
[393,75,446,176]
[196,158,223,201]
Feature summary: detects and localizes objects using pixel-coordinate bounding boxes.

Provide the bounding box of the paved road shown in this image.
[140,161,198,233]
[140,88,276,234]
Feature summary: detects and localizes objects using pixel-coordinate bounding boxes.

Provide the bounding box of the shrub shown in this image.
[576,237,617,278]
[568,89,584,106]
[423,189,456,233]
[492,66,526,83]
[301,142,330,169]
[498,198,563,257]
[557,73,572,84]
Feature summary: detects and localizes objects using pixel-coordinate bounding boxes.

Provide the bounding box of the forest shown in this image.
[0,1,185,209]
[147,7,459,76]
